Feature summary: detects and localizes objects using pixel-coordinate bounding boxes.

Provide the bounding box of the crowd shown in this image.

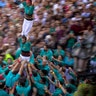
[0,0,96,96]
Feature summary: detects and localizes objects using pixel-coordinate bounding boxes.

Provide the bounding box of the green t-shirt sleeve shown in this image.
[32,6,34,10]
[60,61,65,66]
[26,85,31,92]
[9,94,14,96]
[53,50,57,56]
[0,90,9,96]
[61,50,65,56]
[40,50,44,56]
[22,1,26,7]
[0,67,8,74]
[13,74,20,82]
[18,37,22,47]
[3,67,9,72]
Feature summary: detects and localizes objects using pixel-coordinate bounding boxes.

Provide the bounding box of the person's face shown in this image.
[51,23,55,27]
[44,46,48,51]
[7,59,12,64]
[57,45,62,50]
[67,52,71,57]
[22,38,26,43]
[43,56,47,60]
[58,55,62,60]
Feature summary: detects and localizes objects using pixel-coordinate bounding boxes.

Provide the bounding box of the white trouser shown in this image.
[20,54,30,62]
[21,18,33,36]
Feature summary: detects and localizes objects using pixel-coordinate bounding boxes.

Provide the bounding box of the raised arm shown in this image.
[11,62,19,72]
[25,67,31,86]
[18,61,25,75]
[46,76,56,85]
[59,83,67,94]
[52,56,61,62]
[50,61,58,69]
[69,67,77,77]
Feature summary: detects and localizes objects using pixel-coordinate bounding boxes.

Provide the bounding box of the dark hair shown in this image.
[44,44,49,49]
[66,87,73,93]
[5,69,10,75]
[0,62,6,67]
[18,77,26,87]
[69,79,75,85]
[42,70,48,75]
[12,71,18,75]
[32,70,37,77]
[60,79,64,85]
[22,35,27,41]
[41,77,47,83]
[0,82,5,89]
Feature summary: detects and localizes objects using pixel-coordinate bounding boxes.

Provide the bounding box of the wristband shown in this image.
[30,73,32,77]
[63,76,66,79]
[17,59,21,63]
[8,66,11,68]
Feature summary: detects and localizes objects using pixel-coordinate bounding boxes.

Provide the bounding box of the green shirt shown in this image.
[65,93,74,96]
[0,89,9,96]
[53,69,64,83]
[53,59,65,66]
[5,71,20,88]
[33,73,41,82]
[67,38,76,48]
[37,63,50,73]
[18,38,31,52]
[34,82,46,95]
[16,85,31,96]
[66,84,77,93]
[40,49,53,61]
[22,1,34,15]
[52,88,63,96]
[15,48,21,59]
[0,67,8,74]
[63,56,74,66]
[54,49,65,57]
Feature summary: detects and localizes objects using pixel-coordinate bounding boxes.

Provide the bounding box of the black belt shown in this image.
[21,50,30,56]
[24,14,33,21]
[25,18,33,21]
